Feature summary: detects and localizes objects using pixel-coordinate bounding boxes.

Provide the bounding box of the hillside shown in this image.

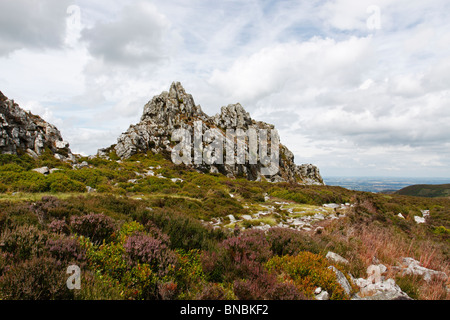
[0,151,449,300]
[396,184,450,198]
[0,86,449,301]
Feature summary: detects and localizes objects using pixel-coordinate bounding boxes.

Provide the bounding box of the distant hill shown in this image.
[395,184,450,197]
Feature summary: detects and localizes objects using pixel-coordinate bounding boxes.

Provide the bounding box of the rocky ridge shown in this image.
[0,91,74,161]
[100,82,323,185]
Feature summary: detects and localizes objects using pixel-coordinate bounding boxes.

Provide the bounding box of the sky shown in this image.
[1,0,450,178]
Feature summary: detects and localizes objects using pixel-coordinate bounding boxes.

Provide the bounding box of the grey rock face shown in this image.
[101,82,324,185]
[0,91,73,160]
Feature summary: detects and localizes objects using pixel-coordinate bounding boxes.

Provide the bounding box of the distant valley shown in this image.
[324,177,450,194]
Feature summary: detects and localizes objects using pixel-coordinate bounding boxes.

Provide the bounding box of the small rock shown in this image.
[323,203,340,209]
[315,291,329,300]
[414,216,426,224]
[54,153,65,160]
[32,167,50,175]
[55,140,69,149]
[401,257,448,282]
[86,186,96,193]
[326,251,349,265]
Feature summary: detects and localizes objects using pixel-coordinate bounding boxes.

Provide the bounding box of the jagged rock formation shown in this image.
[0,91,73,160]
[99,82,323,185]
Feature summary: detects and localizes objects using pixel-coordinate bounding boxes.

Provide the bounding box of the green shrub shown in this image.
[395,274,421,300]
[146,208,226,251]
[265,252,351,300]
[47,173,86,193]
[0,154,35,170]
[0,163,26,172]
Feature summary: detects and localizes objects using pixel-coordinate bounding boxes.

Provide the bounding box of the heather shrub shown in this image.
[147,208,226,251]
[80,232,163,300]
[0,251,13,276]
[123,232,177,277]
[0,256,74,300]
[0,225,49,261]
[269,281,307,300]
[232,261,305,300]
[70,213,116,244]
[265,252,350,300]
[203,229,272,282]
[48,219,70,234]
[196,283,228,300]
[46,235,86,265]
[266,227,321,256]
[220,229,272,264]
[31,196,82,221]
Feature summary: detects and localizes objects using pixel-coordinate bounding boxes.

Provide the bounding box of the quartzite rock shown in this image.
[101,82,324,185]
[0,91,73,160]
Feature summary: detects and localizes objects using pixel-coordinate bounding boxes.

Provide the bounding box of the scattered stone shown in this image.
[399,257,448,282]
[352,264,411,300]
[421,210,430,218]
[352,278,411,300]
[397,213,405,219]
[227,215,236,223]
[32,167,50,175]
[326,252,349,265]
[414,216,426,224]
[171,178,183,183]
[49,168,61,174]
[315,291,329,300]
[86,186,96,193]
[72,161,89,169]
[323,203,340,209]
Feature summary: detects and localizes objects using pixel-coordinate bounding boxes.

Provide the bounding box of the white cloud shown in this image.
[1,0,450,177]
[0,0,72,55]
[81,1,179,67]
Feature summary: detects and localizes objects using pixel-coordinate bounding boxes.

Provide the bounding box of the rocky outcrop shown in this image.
[0,91,73,160]
[100,82,323,185]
